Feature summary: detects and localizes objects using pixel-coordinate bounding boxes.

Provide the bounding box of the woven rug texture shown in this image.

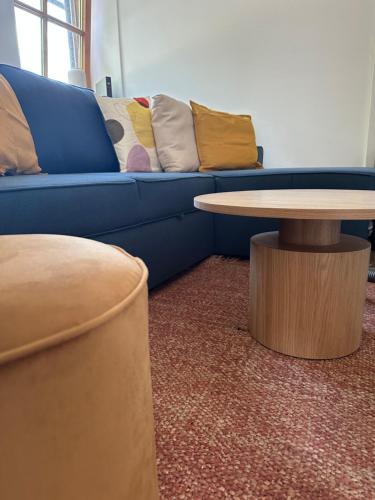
[149,256,375,499]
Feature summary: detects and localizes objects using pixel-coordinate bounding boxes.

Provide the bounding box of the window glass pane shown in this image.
[17,0,42,10]
[48,22,82,83]
[15,8,42,75]
[47,0,82,29]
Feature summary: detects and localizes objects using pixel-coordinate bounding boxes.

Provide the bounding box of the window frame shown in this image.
[14,0,91,86]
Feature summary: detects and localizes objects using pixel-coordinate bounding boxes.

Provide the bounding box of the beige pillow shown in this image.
[152,94,200,172]
[0,75,41,176]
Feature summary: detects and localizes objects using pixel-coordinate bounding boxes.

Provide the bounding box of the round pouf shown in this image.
[0,235,159,500]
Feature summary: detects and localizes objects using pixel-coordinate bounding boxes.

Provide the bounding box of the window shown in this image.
[14,0,91,85]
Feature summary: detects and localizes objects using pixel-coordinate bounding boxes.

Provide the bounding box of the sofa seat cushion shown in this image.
[0,173,141,236]
[125,172,215,221]
[0,65,119,175]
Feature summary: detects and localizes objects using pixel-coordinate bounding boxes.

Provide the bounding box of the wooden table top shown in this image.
[194,189,375,220]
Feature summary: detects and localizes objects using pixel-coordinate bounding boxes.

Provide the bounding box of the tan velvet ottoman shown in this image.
[0,235,159,500]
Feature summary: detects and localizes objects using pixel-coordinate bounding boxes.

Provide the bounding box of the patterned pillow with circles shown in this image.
[96,96,161,172]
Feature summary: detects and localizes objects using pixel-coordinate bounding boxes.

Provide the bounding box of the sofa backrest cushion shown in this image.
[0,65,119,174]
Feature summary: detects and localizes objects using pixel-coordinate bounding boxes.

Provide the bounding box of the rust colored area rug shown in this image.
[149,257,375,499]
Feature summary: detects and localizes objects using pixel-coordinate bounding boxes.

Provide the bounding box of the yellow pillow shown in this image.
[190,101,260,172]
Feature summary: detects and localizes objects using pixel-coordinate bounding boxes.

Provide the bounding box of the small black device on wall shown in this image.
[96,76,113,97]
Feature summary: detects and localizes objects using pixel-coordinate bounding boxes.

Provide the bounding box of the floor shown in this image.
[149,256,375,499]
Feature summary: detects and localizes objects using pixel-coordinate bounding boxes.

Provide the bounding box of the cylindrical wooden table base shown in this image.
[249,221,370,359]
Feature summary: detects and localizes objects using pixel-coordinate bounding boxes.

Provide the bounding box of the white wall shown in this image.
[91,0,124,97]
[117,0,375,168]
[0,0,20,67]
[366,60,375,167]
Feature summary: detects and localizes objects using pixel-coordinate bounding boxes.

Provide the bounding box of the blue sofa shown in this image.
[1,64,374,288]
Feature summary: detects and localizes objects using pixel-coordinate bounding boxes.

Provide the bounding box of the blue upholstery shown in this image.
[0,64,119,175]
[1,167,373,285]
[0,173,140,236]
[213,168,292,191]
[290,168,375,190]
[125,172,214,221]
[212,167,375,190]
[93,211,214,289]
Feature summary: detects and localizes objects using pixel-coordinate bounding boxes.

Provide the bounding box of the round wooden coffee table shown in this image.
[194,189,375,359]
